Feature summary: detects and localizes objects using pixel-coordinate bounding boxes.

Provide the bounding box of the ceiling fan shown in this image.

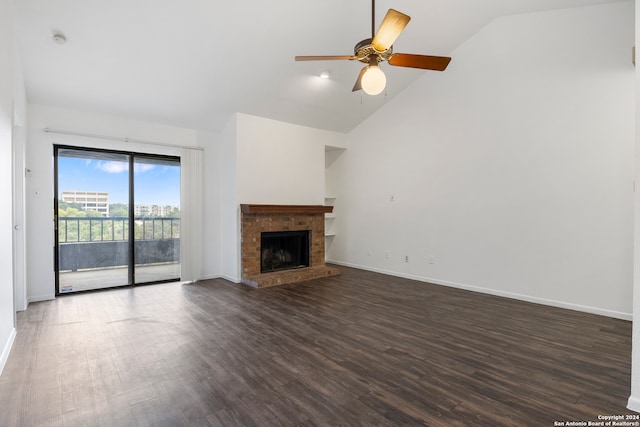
[295,0,452,96]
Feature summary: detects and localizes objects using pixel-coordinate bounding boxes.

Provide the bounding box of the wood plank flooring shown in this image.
[0,266,633,426]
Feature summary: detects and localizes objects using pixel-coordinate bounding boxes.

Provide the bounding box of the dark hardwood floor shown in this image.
[0,266,633,426]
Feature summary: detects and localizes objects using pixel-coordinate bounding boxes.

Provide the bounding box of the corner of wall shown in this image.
[629,395,640,413]
[220,114,240,281]
[0,327,16,376]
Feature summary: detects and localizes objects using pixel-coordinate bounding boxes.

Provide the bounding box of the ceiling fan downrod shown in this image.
[371,0,375,38]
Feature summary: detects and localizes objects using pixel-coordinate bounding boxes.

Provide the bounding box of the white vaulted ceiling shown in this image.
[13,0,627,133]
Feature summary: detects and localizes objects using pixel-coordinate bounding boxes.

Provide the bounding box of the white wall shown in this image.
[236,113,344,204]
[199,130,222,280]
[10,1,28,315]
[627,0,640,413]
[219,113,346,281]
[0,0,15,374]
[330,2,635,319]
[220,115,240,282]
[0,0,27,374]
[25,104,202,301]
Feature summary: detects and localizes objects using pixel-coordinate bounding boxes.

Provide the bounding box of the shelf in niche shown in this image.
[325,145,346,153]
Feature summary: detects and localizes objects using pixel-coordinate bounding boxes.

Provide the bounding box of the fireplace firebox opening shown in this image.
[261,230,310,273]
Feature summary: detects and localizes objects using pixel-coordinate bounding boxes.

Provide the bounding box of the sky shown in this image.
[57,156,180,206]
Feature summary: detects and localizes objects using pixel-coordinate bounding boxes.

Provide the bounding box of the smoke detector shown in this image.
[52,33,66,45]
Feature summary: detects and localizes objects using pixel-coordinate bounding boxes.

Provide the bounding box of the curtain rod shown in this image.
[43,128,205,151]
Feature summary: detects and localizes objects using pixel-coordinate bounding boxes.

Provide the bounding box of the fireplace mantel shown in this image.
[240,204,333,215]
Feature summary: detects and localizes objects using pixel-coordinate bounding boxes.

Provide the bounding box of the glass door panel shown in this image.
[56,148,130,293]
[133,156,181,283]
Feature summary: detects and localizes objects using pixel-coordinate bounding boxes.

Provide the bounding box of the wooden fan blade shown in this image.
[295,55,356,61]
[388,54,452,71]
[372,9,410,51]
[352,66,367,92]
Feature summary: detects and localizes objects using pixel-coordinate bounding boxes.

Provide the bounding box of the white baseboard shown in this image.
[0,328,16,376]
[198,273,221,281]
[28,293,55,304]
[220,274,241,284]
[326,259,632,321]
[628,395,640,413]
[194,274,244,283]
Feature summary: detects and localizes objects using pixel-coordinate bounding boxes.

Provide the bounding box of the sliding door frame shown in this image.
[54,144,181,295]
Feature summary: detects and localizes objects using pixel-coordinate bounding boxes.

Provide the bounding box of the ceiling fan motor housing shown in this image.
[354,38,393,64]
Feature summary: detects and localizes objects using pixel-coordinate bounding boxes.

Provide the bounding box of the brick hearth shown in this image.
[240,204,340,287]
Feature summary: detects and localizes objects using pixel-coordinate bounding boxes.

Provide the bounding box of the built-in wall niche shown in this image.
[324,196,336,237]
[325,146,345,253]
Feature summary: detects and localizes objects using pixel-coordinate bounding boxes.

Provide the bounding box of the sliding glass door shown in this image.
[55,148,130,292]
[133,156,181,283]
[54,146,181,294]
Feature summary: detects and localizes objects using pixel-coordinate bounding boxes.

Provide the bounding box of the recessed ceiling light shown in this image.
[319,71,330,79]
[52,33,67,44]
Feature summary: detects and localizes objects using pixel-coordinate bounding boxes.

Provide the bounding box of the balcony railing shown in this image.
[58,216,180,272]
[58,216,180,243]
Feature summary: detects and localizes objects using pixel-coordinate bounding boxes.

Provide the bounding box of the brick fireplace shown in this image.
[240,204,340,287]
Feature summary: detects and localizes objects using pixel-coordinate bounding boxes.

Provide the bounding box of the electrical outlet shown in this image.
[429,256,435,264]
[404,255,409,263]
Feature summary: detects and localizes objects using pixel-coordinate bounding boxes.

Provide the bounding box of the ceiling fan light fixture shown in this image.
[361,64,386,95]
